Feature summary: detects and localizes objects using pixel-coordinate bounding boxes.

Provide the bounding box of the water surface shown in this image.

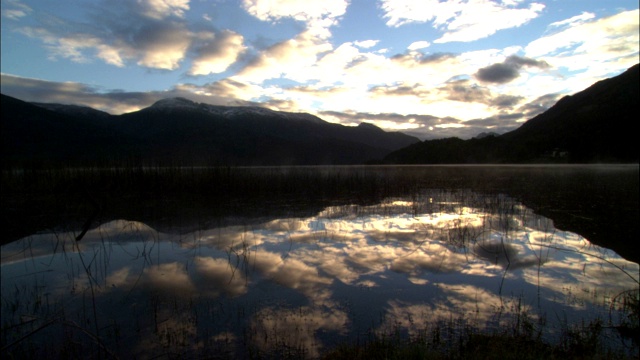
[1,165,638,358]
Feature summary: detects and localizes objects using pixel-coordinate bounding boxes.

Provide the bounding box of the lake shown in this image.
[1,165,638,358]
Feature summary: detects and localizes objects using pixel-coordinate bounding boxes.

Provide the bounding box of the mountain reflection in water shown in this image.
[2,189,638,359]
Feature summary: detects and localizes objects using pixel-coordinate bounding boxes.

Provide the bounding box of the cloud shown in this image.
[144,262,196,295]
[462,92,563,134]
[516,93,562,117]
[1,0,32,20]
[189,30,246,75]
[194,256,248,297]
[525,9,639,72]
[0,73,260,114]
[548,11,595,29]
[11,2,194,71]
[369,83,430,97]
[357,107,521,139]
[380,0,545,43]
[354,39,379,49]
[407,41,430,50]
[391,51,457,66]
[491,94,524,109]
[241,0,348,38]
[463,114,525,134]
[136,0,190,20]
[437,79,524,109]
[132,21,192,69]
[7,0,247,73]
[235,1,356,84]
[475,55,550,84]
[437,79,491,103]
[318,110,455,135]
[236,30,333,83]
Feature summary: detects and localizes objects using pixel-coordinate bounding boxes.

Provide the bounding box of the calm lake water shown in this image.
[1,165,638,358]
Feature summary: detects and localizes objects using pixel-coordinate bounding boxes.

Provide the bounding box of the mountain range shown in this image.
[1,95,419,167]
[2,63,638,167]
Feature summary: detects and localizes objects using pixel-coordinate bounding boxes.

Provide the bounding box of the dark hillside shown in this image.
[384,64,639,164]
[501,63,639,162]
[1,94,131,167]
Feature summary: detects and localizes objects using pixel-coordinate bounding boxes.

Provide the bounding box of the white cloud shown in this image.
[525,9,639,72]
[407,41,430,50]
[548,11,595,29]
[241,0,349,38]
[236,30,333,83]
[380,0,545,43]
[18,27,105,64]
[1,0,32,20]
[242,0,348,23]
[354,39,379,48]
[137,0,190,19]
[95,44,126,67]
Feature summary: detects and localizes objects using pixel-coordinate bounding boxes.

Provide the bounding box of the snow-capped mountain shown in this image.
[2,94,419,166]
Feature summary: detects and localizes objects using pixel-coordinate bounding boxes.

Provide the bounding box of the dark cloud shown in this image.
[1,74,158,113]
[466,113,524,127]
[415,127,480,140]
[318,110,470,140]
[517,93,562,117]
[436,80,523,108]
[475,55,550,84]
[369,84,428,97]
[476,63,519,83]
[188,29,246,75]
[490,94,524,108]
[391,51,457,65]
[456,92,564,137]
[0,74,258,114]
[319,110,443,127]
[285,85,345,94]
[506,55,550,68]
[457,114,525,138]
[261,98,299,111]
[438,80,490,103]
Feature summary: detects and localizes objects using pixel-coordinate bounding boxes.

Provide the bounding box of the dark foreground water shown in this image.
[1,165,638,358]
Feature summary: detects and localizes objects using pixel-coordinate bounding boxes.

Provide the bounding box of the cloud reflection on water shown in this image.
[1,190,638,358]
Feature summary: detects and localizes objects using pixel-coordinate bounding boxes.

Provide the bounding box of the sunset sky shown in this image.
[1,0,638,139]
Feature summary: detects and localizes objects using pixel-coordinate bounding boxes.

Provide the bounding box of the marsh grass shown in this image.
[2,165,438,248]
[322,317,634,360]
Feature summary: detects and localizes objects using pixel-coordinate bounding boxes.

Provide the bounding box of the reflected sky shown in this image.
[2,190,638,358]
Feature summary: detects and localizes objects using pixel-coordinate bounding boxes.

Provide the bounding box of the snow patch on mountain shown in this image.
[150,97,326,124]
[150,97,200,111]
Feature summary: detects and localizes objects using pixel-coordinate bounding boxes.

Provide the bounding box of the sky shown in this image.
[1,0,638,140]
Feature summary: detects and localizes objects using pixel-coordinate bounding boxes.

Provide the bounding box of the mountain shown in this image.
[384,64,639,164]
[1,95,419,167]
[1,94,132,166]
